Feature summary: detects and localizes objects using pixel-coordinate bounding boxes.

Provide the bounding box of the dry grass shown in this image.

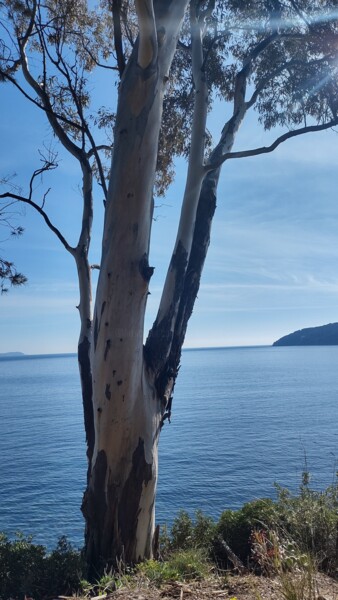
[56,572,338,600]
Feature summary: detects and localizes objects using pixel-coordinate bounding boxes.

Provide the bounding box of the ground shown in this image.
[57,572,338,600]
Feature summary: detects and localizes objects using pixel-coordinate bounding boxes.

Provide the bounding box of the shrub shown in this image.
[170,510,194,550]
[0,533,45,600]
[274,476,338,574]
[44,536,84,595]
[214,498,278,565]
[169,509,216,553]
[0,533,83,600]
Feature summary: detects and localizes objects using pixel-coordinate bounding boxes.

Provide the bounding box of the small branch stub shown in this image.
[139,253,154,282]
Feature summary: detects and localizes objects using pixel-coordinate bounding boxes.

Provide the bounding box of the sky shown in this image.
[1,59,338,354]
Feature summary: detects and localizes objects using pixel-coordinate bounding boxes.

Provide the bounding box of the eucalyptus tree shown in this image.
[1,0,338,575]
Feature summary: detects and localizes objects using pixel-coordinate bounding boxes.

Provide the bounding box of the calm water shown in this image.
[0,346,337,548]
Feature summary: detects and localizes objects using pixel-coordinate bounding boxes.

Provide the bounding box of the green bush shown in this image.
[214,498,278,565]
[0,533,45,600]
[274,477,338,574]
[213,476,338,575]
[169,509,216,553]
[0,533,84,600]
[44,536,84,595]
[170,510,194,550]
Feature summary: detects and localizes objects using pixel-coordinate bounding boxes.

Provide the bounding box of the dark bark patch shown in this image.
[119,438,152,556]
[91,450,107,527]
[78,335,94,469]
[112,370,116,377]
[82,449,108,574]
[139,253,154,283]
[105,384,111,400]
[132,222,138,240]
[104,339,111,361]
[158,171,218,416]
[94,314,99,351]
[86,318,91,330]
[117,380,123,386]
[144,240,188,396]
[100,301,106,316]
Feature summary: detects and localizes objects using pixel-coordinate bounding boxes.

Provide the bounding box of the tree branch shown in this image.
[17,5,85,164]
[112,0,126,76]
[87,145,113,159]
[205,118,338,171]
[0,190,74,254]
[1,71,84,133]
[135,0,157,68]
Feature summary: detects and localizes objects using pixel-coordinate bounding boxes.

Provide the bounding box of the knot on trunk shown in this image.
[139,253,154,282]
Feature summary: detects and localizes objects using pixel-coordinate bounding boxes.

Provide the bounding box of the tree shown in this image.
[1,0,338,575]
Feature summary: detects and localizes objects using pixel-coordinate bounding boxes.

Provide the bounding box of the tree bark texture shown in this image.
[82,1,189,576]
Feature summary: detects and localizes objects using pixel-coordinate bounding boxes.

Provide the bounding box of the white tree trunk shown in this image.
[82,0,189,574]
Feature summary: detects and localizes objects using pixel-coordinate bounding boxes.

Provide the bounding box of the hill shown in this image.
[273,322,338,346]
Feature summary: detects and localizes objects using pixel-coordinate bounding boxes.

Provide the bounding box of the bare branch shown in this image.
[0,190,74,254]
[112,0,126,76]
[87,145,113,159]
[0,153,73,254]
[205,118,338,171]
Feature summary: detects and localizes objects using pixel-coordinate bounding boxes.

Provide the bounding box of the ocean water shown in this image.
[0,346,337,549]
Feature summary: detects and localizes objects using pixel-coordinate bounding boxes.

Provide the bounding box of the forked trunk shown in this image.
[82,1,189,575]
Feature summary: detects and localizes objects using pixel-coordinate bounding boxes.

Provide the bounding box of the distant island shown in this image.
[0,352,25,357]
[273,322,338,346]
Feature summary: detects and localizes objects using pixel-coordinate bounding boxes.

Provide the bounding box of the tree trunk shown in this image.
[82,1,189,575]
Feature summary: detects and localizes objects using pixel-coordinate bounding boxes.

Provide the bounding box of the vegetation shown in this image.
[1,475,337,599]
[0,198,26,293]
[0,534,83,599]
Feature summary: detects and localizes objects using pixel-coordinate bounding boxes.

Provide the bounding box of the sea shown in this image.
[0,346,337,549]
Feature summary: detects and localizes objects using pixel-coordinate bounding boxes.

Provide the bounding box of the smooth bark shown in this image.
[82,1,189,574]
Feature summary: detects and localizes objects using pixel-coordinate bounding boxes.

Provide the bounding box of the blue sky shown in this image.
[1,69,338,354]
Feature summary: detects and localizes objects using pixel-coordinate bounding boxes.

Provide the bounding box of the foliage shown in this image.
[273,474,338,574]
[0,533,84,600]
[0,192,26,293]
[166,509,217,554]
[0,532,45,600]
[137,548,210,585]
[42,535,84,596]
[0,259,27,294]
[215,498,278,564]
[165,475,338,576]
